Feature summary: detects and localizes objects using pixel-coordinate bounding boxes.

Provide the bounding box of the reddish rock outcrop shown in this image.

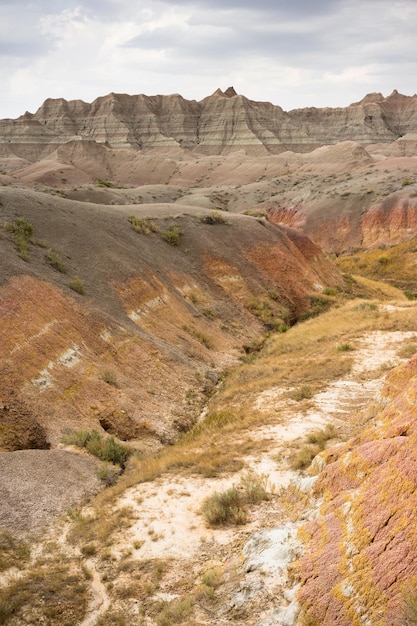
[297,355,417,625]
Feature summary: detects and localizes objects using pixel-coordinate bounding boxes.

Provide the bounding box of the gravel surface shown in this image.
[0,449,102,535]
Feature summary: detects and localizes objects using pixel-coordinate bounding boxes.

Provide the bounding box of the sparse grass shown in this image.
[398,342,417,359]
[336,238,417,293]
[69,276,85,294]
[245,295,290,329]
[299,295,333,320]
[162,224,182,246]
[291,424,338,470]
[5,216,33,261]
[62,429,130,467]
[96,463,120,486]
[0,531,30,572]
[0,557,88,625]
[156,596,194,626]
[45,249,67,273]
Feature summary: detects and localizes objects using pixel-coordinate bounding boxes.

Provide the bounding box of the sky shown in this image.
[1,0,417,119]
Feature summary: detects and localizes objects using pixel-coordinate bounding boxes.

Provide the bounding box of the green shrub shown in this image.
[162,224,182,246]
[336,342,354,352]
[97,179,115,188]
[45,249,67,273]
[62,430,130,468]
[404,290,415,300]
[69,276,85,295]
[299,295,332,320]
[323,287,338,296]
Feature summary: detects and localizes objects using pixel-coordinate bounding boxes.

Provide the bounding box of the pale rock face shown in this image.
[2,88,417,154]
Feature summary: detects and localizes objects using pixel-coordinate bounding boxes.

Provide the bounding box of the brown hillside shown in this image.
[0,187,342,453]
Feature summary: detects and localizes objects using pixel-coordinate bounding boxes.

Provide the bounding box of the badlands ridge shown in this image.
[1,89,417,625]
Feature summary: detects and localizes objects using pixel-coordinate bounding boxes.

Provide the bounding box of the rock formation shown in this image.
[297,354,417,625]
[1,88,417,156]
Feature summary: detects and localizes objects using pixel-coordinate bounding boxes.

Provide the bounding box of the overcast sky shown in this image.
[1,0,416,118]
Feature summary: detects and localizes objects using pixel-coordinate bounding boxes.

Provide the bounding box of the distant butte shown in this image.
[1,89,417,155]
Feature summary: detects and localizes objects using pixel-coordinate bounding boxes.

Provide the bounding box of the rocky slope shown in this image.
[0,186,342,455]
[297,351,417,626]
[1,88,417,156]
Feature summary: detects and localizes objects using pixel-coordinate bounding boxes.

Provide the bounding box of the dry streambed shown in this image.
[77,307,416,625]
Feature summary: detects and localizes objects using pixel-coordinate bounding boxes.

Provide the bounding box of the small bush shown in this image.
[239,472,271,504]
[398,343,417,359]
[6,217,33,261]
[201,472,271,527]
[69,276,85,295]
[45,249,67,273]
[402,179,412,186]
[162,224,182,246]
[323,287,338,296]
[291,445,318,470]
[201,487,247,527]
[95,463,120,486]
[290,384,314,401]
[336,342,354,352]
[404,290,415,300]
[291,424,338,470]
[243,209,267,218]
[128,216,159,234]
[62,430,130,467]
[306,424,337,446]
[100,370,118,387]
[199,211,230,225]
[81,543,97,557]
[97,179,115,188]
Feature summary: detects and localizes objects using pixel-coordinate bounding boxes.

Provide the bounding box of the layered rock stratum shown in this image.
[1,88,417,155]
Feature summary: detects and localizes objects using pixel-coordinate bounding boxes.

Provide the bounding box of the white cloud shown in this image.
[0,0,417,118]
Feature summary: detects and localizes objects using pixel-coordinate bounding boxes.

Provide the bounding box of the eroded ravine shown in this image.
[79,304,416,625]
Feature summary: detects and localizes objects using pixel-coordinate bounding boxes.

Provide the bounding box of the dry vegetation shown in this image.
[3,274,417,625]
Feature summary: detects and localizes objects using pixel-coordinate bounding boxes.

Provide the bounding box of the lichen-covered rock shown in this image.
[297,355,417,625]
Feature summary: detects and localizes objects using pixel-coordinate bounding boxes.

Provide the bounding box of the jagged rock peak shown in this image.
[211,86,238,98]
